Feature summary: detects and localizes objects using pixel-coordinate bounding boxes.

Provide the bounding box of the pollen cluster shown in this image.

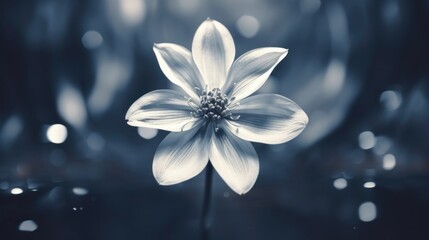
[195,88,230,121]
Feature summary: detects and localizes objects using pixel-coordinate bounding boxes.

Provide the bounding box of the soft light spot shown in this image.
[333,178,348,190]
[383,154,396,170]
[236,15,260,38]
[46,124,68,144]
[300,0,321,14]
[16,164,29,176]
[167,0,201,15]
[0,181,9,190]
[363,182,376,189]
[88,54,132,115]
[327,2,349,45]
[48,187,63,201]
[382,0,400,24]
[87,132,105,151]
[119,0,146,25]
[19,220,38,232]
[81,30,103,50]
[269,143,284,153]
[373,136,392,155]
[57,82,87,129]
[0,115,23,146]
[223,191,230,198]
[49,149,66,166]
[358,131,376,150]
[365,169,376,176]
[359,202,377,222]
[323,59,346,96]
[380,90,402,111]
[11,188,23,195]
[27,179,40,190]
[72,187,88,196]
[138,127,158,140]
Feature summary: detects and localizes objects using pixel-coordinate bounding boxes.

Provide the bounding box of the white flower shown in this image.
[125,19,308,195]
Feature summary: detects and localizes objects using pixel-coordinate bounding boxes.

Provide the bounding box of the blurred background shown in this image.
[1,0,429,239]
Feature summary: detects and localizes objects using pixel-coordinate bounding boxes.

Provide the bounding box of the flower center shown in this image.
[197,88,229,120]
[188,87,240,128]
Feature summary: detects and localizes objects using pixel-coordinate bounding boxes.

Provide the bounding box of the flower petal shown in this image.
[223,48,288,102]
[125,89,201,132]
[192,19,235,89]
[225,94,308,144]
[153,43,205,100]
[153,124,211,185]
[209,126,259,195]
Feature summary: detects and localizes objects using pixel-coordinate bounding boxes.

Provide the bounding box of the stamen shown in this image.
[229,114,241,120]
[187,98,199,110]
[194,87,201,95]
[180,117,198,132]
[192,87,240,126]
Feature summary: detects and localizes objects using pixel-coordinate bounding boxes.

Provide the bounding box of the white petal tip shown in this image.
[156,179,171,186]
[126,120,137,127]
[125,111,132,121]
[237,190,247,195]
[280,48,289,58]
[153,172,172,186]
[126,120,149,128]
[232,186,251,195]
[153,43,160,51]
[297,109,309,126]
[270,48,288,60]
[153,172,187,186]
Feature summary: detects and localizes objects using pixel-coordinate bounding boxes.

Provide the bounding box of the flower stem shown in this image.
[200,162,213,240]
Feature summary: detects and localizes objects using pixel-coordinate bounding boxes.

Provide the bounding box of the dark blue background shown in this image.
[1,0,429,239]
